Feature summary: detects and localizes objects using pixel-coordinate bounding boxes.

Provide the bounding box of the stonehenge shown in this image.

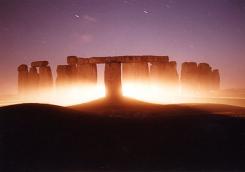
[181,62,220,92]
[17,61,53,94]
[18,55,221,98]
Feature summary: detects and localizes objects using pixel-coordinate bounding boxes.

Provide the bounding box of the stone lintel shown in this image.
[67,56,78,65]
[77,56,169,64]
[31,61,49,67]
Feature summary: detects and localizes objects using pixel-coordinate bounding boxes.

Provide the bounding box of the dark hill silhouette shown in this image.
[1,98,245,171]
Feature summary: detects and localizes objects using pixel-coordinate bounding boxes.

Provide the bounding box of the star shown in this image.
[74,14,80,18]
[143,10,150,14]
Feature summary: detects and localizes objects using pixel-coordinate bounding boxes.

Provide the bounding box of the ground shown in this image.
[1,97,245,171]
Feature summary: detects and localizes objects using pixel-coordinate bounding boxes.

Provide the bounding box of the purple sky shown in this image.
[0,0,245,94]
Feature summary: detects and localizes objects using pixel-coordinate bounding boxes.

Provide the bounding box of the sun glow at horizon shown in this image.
[14,84,106,106]
[122,82,207,104]
[122,82,179,104]
[0,82,232,107]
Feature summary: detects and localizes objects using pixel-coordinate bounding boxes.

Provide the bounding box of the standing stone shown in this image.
[69,65,78,84]
[150,62,169,85]
[91,63,97,83]
[56,65,72,87]
[18,64,29,95]
[77,59,97,85]
[136,62,149,82]
[122,62,149,84]
[164,61,179,87]
[211,69,220,90]
[181,62,199,92]
[77,64,92,83]
[67,56,78,84]
[198,63,212,91]
[28,67,39,91]
[104,62,122,98]
[39,66,53,89]
[122,63,135,83]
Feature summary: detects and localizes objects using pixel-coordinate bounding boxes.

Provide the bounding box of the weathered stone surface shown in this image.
[150,61,169,84]
[67,56,78,65]
[56,65,72,87]
[211,69,220,90]
[28,67,39,90]
[122,63,134,82]
[104,62,122,98]
[165,61,179,86]
[136,62,149,81]
[18,64,28,71]
[31,61,49,67]
[198,63,212,91]
[18,64,29,94]
[77,63,97,84]
[77,58,90,64]
[39,66,53,89]
[150,61,179,89]
[91,64,97,83]
[122,62,149,83]
[70,65,78,83]
[80,56,169,64]
[181,62,199,91]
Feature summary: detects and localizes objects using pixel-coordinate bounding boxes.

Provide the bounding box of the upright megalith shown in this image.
[150,60,178,91]
[135,62,149,82]
[77,58,97,85]
[56,65,72,87]
[28,67,39,91]
[211,69,220,90]
[165,61,179,86]
[122,62,149,83]
[91,63,97,83]
[150,61,169,84]
[122,63,135,82]
[67,56,78,83]
[198,63,212,91]
[104,62,122,98]
[18,64,29,94]
[39,66,53,89]
[181,62,199,91]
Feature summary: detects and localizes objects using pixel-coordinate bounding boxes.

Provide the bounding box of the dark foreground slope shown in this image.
[1,98,245,171]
